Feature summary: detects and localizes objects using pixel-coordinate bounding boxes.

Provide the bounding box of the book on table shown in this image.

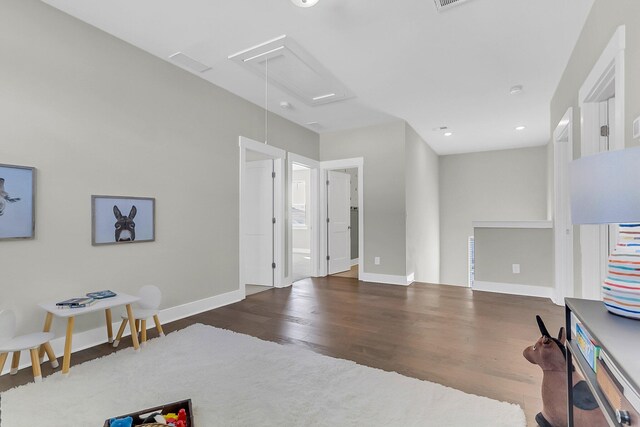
[86,290,117,299]
[56,297,96,308]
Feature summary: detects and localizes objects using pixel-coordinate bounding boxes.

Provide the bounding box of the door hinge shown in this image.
[326,180,330,186]
[326,218,330,223]
[601,125,609,137]
[272,217,276,224]
[326,255,330,261]
[272,262,276,269]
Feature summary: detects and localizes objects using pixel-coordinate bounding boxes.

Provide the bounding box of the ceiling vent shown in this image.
[169,52,212,73]
[228,35,354,106]
[434,0,473,12]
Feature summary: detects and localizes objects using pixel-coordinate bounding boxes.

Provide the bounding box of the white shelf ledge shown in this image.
[472,220,553,229]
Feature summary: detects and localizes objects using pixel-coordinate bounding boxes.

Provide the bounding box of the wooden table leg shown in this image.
[0,352,8,375]
[39,312,54,361]
[153,315,165,337]
[29,348,42,382]
[43,342,59,368]
[62,316,75,376]
[105,308,113,344]
[10,351,20,375]
[140,319,147,345]
[126,304,140,352]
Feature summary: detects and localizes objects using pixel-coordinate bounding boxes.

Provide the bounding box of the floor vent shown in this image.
[434,0,473,12]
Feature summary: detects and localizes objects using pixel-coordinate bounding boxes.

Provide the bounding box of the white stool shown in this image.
[113,285,164,347]
[0,310,58,382]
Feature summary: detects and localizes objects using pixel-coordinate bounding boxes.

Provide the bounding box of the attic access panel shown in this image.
[228,35,354,106]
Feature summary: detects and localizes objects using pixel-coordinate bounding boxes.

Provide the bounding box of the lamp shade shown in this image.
[570,146,640,225]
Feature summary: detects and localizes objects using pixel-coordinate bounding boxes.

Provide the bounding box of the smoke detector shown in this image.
[291,0,319,7]
[434,0,473,12]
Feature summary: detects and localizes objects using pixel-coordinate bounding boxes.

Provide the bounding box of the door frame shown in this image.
[239,136,286,298]
[287,152,320,281]
[553,107,574,305]
[320,158,364,278]
[578,25,625,300]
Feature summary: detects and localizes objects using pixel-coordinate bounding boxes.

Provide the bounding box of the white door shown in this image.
[243,159,274,286]
[327,170,351,274]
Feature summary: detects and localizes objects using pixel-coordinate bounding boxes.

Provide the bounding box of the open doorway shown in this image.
[288,153,319,284]
[320,158,364,281]
[578,25,625,300]
[239,137,285,298]
[328,168,359,279]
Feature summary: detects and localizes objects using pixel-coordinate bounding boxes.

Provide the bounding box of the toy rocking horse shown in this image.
[523,315,607,427]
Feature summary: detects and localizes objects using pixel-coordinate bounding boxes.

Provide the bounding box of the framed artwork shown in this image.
[0,163,35,240]
[92,195,155,246]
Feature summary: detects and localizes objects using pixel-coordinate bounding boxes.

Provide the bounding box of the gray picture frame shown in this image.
[91,195,155,246]
[0,163,35,241]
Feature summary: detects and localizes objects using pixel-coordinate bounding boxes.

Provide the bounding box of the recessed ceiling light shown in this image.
[510,85,524,95]
[515,126,526,131]
[291,0,319,7]
[280,101,292,109]
[444,132,453,137]
[312,93,336,101]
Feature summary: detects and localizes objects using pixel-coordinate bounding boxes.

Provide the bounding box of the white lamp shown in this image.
[291,0,319,7]
[570,146,640,318]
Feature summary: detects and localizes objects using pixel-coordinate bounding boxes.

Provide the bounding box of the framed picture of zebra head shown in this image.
[92,195,155,246]
[0,163,35,241]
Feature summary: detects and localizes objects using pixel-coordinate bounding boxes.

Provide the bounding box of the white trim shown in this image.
[473,281,554,299]
[472,221,553,229]
[239,136,286,297]
[320,158,364,279]
[360,272,414,286]
[578,26,625,301]
[6,290,243,374]
[350,258,359,266]
[288,152,320,280]
[293,248,311,254]
[553,108,574,306]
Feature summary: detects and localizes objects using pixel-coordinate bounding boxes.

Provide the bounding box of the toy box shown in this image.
[576,323,600,372]
[104,399,194,427]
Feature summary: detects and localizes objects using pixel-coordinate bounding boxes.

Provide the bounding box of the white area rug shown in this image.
[1,324,525,426]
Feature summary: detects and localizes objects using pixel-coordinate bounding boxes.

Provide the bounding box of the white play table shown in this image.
[38,292,140,376]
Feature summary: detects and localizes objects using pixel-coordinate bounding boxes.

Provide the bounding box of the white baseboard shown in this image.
[360,272,414,286]
[4,289,243,375]
[472,281,554,299]
[350,258,359,266]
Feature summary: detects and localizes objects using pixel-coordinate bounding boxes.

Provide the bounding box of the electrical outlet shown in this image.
[512,264,521,274]
[374,257,381,265]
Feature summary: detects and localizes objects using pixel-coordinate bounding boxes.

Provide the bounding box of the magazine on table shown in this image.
[86,290,117,299]
[56,297,96,308]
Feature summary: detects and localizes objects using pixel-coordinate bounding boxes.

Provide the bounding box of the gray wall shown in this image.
[320,121,407,276]
[474,228,553,287]
[439,146,549,286]
[550,0,640,295]
[405,124,440,283]
[0,0,319,335]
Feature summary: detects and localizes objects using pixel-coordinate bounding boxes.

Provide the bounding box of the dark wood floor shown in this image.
[1,277,562,426]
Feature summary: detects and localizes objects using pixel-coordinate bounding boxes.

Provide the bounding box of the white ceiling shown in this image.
[41,0,594,155]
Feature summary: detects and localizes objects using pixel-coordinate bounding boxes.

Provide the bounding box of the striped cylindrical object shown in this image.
[603,224,640,319]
